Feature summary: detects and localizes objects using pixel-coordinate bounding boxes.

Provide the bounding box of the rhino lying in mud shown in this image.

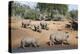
[20,37,39,48]
[49,31,70,46]
[40,21,49,30]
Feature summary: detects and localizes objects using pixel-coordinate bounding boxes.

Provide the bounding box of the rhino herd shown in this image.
[22,20,49,32]
[20,31,70,48]
[20,20,73,48]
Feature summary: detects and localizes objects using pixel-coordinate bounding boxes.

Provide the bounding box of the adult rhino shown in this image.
[22,20,31,28]
[40,21,49,30]
[32,24,42,33]
[49,31,70,46]
[20,37,39,48]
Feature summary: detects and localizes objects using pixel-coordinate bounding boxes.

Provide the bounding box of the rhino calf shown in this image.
[49,31,69,46]
[20,37,39,48]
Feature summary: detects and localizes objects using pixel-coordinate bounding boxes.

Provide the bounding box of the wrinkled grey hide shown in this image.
[49,31,69,46]
[21,37,39,48]
[22,20,31,28]
[40,21,49,30]
[33,24,42,32]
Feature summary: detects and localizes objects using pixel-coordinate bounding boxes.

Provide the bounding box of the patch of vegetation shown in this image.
[10,1,78,21]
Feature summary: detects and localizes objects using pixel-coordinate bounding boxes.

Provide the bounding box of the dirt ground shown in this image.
[9,17,78,49]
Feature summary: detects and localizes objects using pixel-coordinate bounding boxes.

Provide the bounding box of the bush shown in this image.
[69,10,78,21]
[52,15,63,21]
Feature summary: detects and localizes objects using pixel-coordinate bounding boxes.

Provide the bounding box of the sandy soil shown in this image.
[9,17,78,49]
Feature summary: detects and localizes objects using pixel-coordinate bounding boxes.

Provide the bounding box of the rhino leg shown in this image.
[23,24,26,28]
[33,43,37,47]
[63,40,70,45]
[37,27,41,32]
[21,40,26,48]
[34,26,37,31]
[49,41,52,46]
[46,27,49,30]
[37,29,41,33]
[49,40,54,46]
[32,42,39,47]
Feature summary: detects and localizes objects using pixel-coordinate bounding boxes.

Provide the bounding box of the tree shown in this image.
[11,2,40,20]
[69,10,78,21]
[11,2,29,18]
[36,3,68,19]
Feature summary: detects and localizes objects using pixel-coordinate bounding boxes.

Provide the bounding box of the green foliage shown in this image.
[69,10,78,21]
[11,2,25,17]
[23,9,39,20]
[52,14,63,21]
[11,2,40,20]
[36,3,68,16]
[11,2,77,21]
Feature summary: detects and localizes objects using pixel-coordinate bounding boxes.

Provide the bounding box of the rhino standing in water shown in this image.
[49,31,70,46]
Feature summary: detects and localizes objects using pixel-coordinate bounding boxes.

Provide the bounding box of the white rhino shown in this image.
[22,20,31,28]
[49,31,69,46]
[40,21,49,30]
[32,24,42,32]
[20,37,39,48]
